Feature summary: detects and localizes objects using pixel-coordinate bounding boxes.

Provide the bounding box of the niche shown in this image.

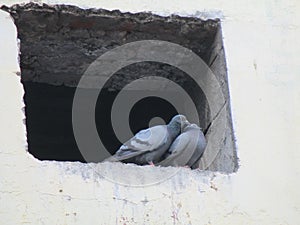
[2,3,238,172]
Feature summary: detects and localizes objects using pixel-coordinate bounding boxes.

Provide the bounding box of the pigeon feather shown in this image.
[105,115,189,165]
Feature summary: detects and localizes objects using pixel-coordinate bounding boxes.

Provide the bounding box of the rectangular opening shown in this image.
[2,3,238,173]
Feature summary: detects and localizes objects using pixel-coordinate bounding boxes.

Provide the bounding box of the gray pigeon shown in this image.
[105,115,189,165]
[158,123,206,167]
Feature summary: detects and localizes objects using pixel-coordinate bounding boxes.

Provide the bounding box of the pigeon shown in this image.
[157,123,206,167]
[105,115,189,165]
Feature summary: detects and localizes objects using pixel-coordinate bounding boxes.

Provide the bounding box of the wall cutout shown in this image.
[2,3,238,172]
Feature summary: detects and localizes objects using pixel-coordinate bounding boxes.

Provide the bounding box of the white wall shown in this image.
[0,0,299,224]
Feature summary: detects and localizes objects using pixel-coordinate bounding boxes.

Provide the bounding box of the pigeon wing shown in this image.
[105,125,168,162]
[158,128,201,167]
[187,131,207,167]
[157,132,190,166]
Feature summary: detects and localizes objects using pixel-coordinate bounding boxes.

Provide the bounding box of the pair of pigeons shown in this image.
[105,115,206,168]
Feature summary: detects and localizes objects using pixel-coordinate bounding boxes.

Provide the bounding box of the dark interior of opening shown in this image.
[23,61,210,161]
[2,3,238,172]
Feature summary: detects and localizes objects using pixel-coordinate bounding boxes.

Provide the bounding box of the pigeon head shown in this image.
[168,115,189,130]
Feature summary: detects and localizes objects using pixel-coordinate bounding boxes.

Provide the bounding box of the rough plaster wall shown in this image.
[202,28,237,172]
[0,0,300,225]
[4,3,217,88]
